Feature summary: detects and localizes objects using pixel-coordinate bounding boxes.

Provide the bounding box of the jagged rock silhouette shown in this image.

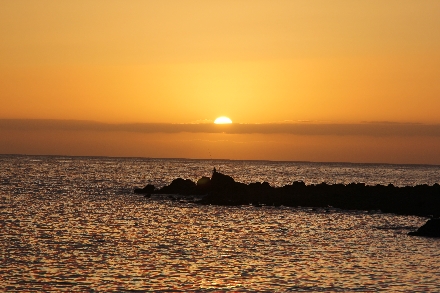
[134,172,440,217]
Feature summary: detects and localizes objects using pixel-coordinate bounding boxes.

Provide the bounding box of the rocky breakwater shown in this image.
[134,171,440,217]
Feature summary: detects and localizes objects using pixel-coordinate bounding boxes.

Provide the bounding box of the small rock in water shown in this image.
[408,218,440,237]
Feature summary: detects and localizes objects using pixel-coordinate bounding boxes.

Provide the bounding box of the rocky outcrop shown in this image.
[134,171,440,217]
[196,176,211,194]
[408,218,440,237]
[159,178,196,195]
[134,184,156,195]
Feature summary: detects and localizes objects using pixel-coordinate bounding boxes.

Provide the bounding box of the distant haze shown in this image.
[1,119,440,165]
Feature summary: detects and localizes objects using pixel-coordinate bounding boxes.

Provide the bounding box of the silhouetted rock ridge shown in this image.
[134,172,440,217]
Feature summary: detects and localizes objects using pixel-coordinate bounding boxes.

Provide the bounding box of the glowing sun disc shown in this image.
[214,116,232,124]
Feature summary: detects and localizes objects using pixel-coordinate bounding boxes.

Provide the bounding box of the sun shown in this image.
[214,116,232,124]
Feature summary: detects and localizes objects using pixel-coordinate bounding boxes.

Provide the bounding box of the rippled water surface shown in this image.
[2,155,440,292]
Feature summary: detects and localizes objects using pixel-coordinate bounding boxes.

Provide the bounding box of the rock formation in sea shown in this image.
[134,171,440,217]
[408,218,440,237]
[134,184,155,195]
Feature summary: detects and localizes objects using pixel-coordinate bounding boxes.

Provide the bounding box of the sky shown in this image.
[1,0,440,164]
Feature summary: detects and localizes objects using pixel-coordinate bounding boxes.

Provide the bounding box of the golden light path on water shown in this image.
[1,155,440,291]
[2,194,439,292]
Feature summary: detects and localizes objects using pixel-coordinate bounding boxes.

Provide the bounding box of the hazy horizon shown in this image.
[2,118,440,165]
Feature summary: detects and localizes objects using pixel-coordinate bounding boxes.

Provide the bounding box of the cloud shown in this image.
[1,119,440,137]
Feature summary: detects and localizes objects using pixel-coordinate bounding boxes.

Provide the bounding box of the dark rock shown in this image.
[160,178,196,195]
[201,171,249,205]
[197,176,211,186]
[134,184,156,194]
[196,176,211,194]
[408,218,440,237]
[211,171,236,189]
[134,171,440,216]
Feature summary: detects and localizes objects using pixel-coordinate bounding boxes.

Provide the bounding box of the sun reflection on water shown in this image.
[1,155,440,291]
[2,192,440,292]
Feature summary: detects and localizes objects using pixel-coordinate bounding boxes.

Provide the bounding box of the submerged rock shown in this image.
[408,218,440,237]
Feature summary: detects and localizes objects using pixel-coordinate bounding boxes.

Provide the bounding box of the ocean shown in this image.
[1,155,440,292]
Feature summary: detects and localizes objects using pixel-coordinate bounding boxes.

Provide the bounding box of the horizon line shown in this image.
[1,118,440,137]
[2,153,440,168]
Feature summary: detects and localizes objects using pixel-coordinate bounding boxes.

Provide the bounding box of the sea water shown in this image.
[1,155,440,292]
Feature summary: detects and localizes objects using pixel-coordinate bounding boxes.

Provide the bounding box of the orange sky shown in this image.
[1,1,440,164]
